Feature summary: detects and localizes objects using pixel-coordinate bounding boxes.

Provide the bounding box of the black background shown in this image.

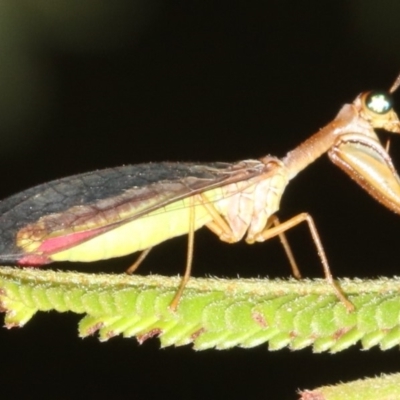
[1,2,400,399]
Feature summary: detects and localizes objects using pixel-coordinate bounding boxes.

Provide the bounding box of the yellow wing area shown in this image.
[49,187,223,262]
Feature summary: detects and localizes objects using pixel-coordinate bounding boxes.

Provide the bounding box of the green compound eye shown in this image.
[365,91,393,114]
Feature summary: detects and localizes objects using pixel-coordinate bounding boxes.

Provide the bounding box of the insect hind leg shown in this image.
[169,195,196,311]
[126,247,153,274]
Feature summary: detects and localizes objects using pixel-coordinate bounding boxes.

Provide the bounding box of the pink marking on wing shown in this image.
[18,254,52,266]
[37,226,109,254]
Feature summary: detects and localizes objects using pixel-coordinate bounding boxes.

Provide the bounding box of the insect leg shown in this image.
[255,212,354,312]
[126,247,153,274]
[201,198,302,278]
[169,195,196,311]
[170,192,241,309]
[268,215,301,279]
[204,202,302,278]
[199,194,236,241]
[199,193,300,280]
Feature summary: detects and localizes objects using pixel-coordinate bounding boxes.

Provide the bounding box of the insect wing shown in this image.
[0,161,266,265]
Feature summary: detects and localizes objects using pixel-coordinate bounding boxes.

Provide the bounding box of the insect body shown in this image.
[1,77,400,310]
[1,159,285,265]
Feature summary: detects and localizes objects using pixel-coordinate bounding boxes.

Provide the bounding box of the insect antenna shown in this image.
[389,72,400,93]
[382,72,400,152]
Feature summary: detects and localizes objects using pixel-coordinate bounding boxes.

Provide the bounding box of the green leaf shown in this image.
[2,267,400,352]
